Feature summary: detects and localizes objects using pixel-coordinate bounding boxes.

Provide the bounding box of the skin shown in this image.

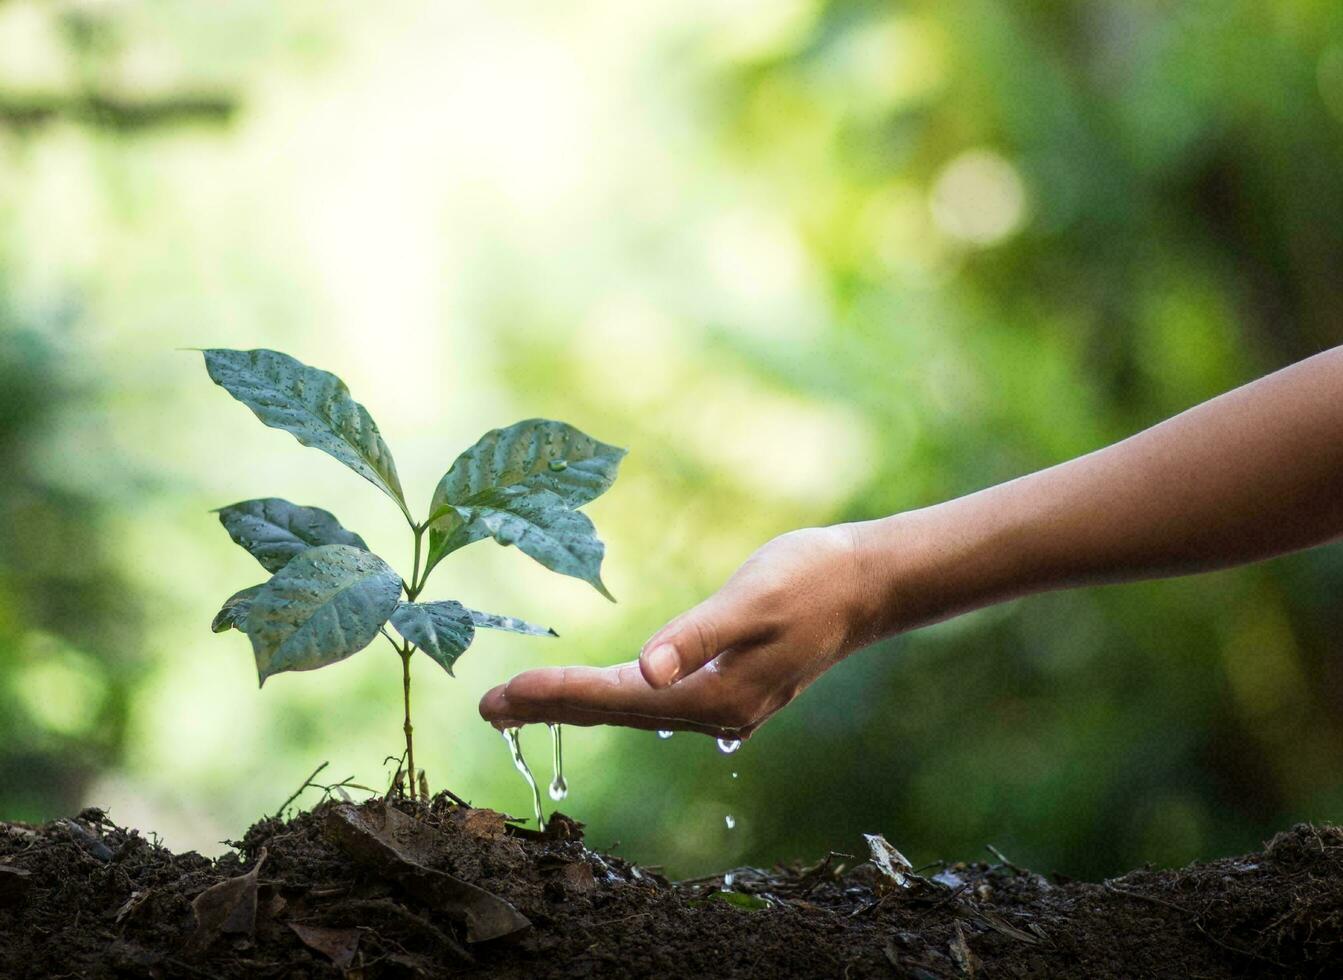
[480,346,1343,739]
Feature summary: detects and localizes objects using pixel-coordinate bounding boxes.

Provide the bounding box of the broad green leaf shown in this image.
[469,609,557,638]
[212,584,263,633]
[216,498,368,573]
[203,349,410,521]
[428,486,613,599]
[244,544,401,685]
[426,419,624,574]
[389,600,476,675]
[430,419,625,516]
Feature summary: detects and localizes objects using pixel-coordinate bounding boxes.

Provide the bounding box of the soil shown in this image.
[2,795,1341,979]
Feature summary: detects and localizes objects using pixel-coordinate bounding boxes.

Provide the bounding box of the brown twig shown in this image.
[1102,881,1192,914]
[1103,882,1290,970]
[272,761,329,819]
[385,750,409,799]
[1193,920,1290,970]
[437,787,471,808]
[985,843,1031,877]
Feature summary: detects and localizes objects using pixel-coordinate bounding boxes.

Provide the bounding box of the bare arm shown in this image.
[860,344,1343,634]
[480,347,1343,736]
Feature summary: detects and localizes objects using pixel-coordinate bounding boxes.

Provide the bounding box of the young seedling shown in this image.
[203,349,624,801]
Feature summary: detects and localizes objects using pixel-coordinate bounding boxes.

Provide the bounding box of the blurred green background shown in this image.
[3,0,1343,881]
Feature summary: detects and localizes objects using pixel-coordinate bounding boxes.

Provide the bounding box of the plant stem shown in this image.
[391,522,434,802]
[400,644,416,802]
[396,522,429,802]
[407,522,426,600]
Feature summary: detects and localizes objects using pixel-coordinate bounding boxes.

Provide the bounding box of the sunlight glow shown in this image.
[929,149,1028,247]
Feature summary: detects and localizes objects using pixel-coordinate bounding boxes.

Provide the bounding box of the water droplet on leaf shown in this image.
[548,459,568,471]
[717,738,741,754]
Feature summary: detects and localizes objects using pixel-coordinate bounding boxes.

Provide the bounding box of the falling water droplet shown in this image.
[502,727,545,829]
[656,730,673,740]
[731,772,738,779]
[548,458,569,472]
[724,815,736,830]
[547,722,568,801]
[717,738,741,754]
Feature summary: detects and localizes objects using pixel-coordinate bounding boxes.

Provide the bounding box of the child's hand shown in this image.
[478,525,873,738]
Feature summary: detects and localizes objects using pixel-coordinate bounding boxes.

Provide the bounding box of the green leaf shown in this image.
[216,498,368,573]
[389,600,476,675]
[212,584,263,633]
[203,349,410,521]
[429,487,614,599]
[244,544,401,685]
[468,609,557,638]
[430,418,625,516]
[426,419,624,576]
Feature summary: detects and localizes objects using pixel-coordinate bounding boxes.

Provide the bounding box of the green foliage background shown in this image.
[2,0,1343,879]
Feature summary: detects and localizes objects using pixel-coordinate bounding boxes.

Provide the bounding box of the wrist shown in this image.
[842,492,1032,643]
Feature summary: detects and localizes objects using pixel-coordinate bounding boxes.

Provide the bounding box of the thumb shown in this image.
[639,593,760,689]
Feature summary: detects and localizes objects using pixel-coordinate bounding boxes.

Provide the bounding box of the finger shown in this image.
[478,663,743,736]
[639,593,770,690]
[480,671,728,734]
[482,696,732,737]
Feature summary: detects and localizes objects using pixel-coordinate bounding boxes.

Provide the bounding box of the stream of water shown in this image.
[500,725,744,832]
[547,722,568,801]
[502,726,544,828]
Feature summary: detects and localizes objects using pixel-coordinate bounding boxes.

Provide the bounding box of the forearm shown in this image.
[855,346,1343,637]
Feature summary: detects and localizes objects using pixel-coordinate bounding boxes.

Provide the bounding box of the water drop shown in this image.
[656,730,673,740]
[502,727,545,829]
[724,872,735,888]
[724,815,736,830]
[547,722,568,801]
[717,738,741,754]
[731,772,738,779]
[548,459,569,472]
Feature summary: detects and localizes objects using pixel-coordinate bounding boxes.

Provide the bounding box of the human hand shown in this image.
[478,525,876,738]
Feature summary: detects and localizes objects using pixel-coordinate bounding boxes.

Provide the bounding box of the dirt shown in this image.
[2,795,1341,979]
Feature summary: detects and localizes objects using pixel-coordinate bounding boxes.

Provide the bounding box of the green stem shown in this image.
[407,522,426,600]
[396,522,429,802]
[400,644,416,802]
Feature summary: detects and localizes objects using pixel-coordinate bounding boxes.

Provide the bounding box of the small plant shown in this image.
[202,348,624,800]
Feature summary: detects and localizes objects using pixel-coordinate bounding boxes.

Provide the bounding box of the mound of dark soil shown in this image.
[2,795,1341,978]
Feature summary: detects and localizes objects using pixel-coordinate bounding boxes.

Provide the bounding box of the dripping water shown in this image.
[502,727,545,829]
[547,722,568,801]
[656,730,673,739]
[717,738,741,754]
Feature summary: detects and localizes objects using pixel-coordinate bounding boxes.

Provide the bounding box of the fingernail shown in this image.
[646,643,680,687]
